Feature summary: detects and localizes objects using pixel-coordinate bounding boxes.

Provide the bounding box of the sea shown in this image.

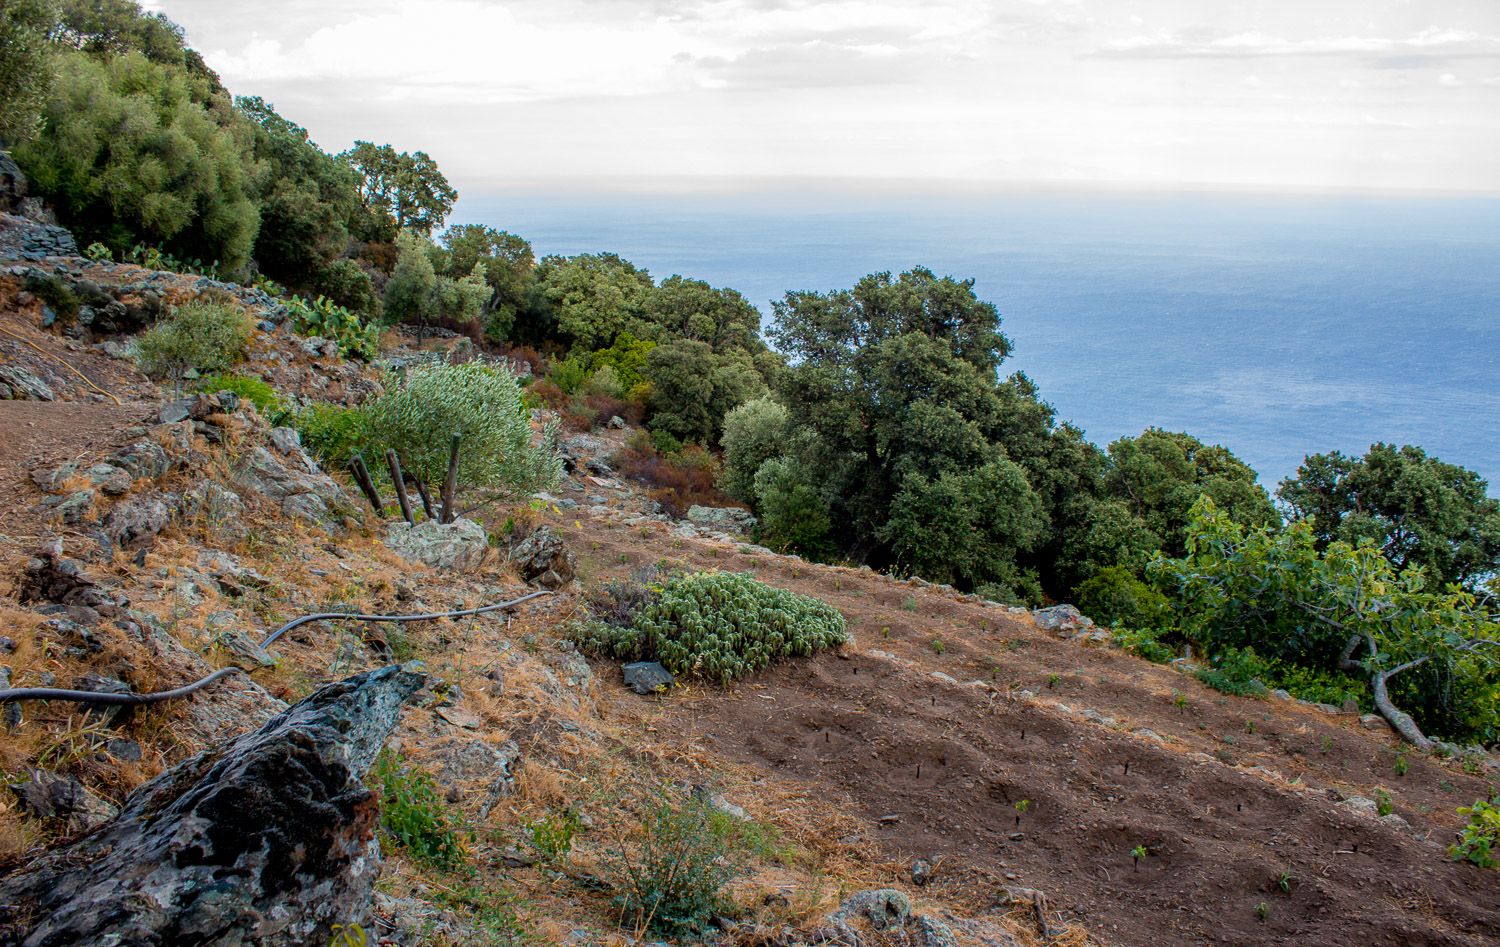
[451,186,1500,492]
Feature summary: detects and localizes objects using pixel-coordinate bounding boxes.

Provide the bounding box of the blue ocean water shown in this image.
[452,187,1500,491]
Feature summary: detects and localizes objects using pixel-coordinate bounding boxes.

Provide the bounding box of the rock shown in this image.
[827,889,912,932]
[39,489,93,525]
[685,504,757,537]
[0,663,426,947]
[84,463,133,496]
[911,858,933,886]
[509,525,576,588]
[102,491,174,548]
[234,441,354,532]
[1360,713,1390,731]
[8,768,120,834]
[1341,697,1361,714]
[1379,812,1410,830]
[1342,795,1380,817]
[931,671,959,685]
[693,787,747,820]
[1031,604,1094,634]
[557,650,593,687]
[914,915,959,947]
[622,661,674,695]
[385,517,489,572]
[436,705,482,729]
[607,415,626,429]
[20,543,119,612]
[0,365,55,401]
[158,398,194,424]
[110,438,172,480]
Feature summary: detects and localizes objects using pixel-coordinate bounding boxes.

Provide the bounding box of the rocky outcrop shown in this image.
[0,365,55,401]
[0,663,426,947]
[509,525,576,588]
[385,517,489,572]
[232,426,356,532]
[685,504,757,537]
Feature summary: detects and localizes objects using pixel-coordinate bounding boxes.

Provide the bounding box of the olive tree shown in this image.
[362,362,561,509]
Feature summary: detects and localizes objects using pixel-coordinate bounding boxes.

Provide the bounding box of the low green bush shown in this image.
[572,571,847,684]
[371,750,469,870]
[194,373,280,415]
[1450,797,1499,868]
[134,300,253,383]
[291,402,369,467]
[1076,565,1173,630]
[604,794,747,938]
[1111,625,1176,664]
[22,271,79,320]
[285,294,380,360]
[1195,646,1271,698]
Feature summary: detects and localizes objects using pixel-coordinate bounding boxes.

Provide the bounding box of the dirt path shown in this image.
[0,399,155,542]
[558,509,1500,947]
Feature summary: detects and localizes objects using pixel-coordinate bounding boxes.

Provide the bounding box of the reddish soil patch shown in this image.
[0,399,155,542]
[561,511,1500,947]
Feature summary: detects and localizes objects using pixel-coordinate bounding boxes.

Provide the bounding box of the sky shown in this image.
[153,0,1500,194]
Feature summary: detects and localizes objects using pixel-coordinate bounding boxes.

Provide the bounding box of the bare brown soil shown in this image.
[561,511,1500,947]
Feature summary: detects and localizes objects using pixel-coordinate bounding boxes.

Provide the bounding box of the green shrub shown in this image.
[550,354,590,395]
[572,571,847,684]
[1076,565,1173,630]
[1265,661,1369,711]
[648,426,684,454]
[371,750,468,870]
[1111,625,1176,663]
[362,361,561,500]
[317,258,381,318]
[604,794,747,938]
[1195,646,1271,698]
[22,271,80,320]
[194,374,280,415]
[134,300,253,383]
[1450,797,1500,868]
[285,294,380,360]
[523,808,583,861]
[291,402,369,467]
[718,396,787,502]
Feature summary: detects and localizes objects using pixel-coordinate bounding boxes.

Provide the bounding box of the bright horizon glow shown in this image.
[155,0,1500,196]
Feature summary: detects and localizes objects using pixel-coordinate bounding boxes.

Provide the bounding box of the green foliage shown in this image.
[644,339,766,444]
[16,46,259,273]
[235,95,361,287]
[0,0,55,144]
[1155,498,1500,743]
[550,354,591,395]
[1373,788,1394,817]
[1450,797,1500,868]
[572,571,847,684]
[194,373,279,414]
[1104,428,1276,558]
[751,457,835,559]
[383,230,438,326]
[1194,646,1271,698]
[1076,565,1173,631]
[718,396,787,502]
[523,808,582,861]
[645,276,763,352]
[604,793,750,939]
[286,294,380,360]
[289,402,369,468]
[362,361,560,498]
[437,225,535,342]
[316,258,380,319]
[589,333,656,391]
[371,750,468,870]
[1279,443,1500,589]
[22,270,79,319]
[340,140,456,238]
[1110,624,1176,663]
[134,300,252,382]
[533,252,655,351]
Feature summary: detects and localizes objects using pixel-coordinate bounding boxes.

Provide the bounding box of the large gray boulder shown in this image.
[685,504,757,537]
[385,517,489,572]
[0,663,426,947]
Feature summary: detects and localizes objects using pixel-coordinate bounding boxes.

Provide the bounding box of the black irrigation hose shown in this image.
[0,590,553,707]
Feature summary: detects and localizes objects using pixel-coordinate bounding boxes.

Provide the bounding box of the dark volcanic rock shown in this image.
[0,663,426,947]
[508,525,576,588]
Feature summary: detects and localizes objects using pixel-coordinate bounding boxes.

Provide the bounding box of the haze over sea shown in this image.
[454,187,1500,492]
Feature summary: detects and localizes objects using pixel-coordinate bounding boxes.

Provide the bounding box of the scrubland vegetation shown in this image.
[3,0,1497,748]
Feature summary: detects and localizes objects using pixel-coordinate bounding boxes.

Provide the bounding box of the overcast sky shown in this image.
[154,0,1500,194]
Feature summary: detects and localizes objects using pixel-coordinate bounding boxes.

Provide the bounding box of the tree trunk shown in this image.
[385,450,414,526]
[1371,661,1433,750]
[440,433,461,524]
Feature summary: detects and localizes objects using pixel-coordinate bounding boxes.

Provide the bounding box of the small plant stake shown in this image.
[385,450,415,525]
[1131,844,1148,870]
[440,432,461,523]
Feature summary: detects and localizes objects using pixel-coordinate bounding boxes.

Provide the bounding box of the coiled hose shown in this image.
[0,589,552,706]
